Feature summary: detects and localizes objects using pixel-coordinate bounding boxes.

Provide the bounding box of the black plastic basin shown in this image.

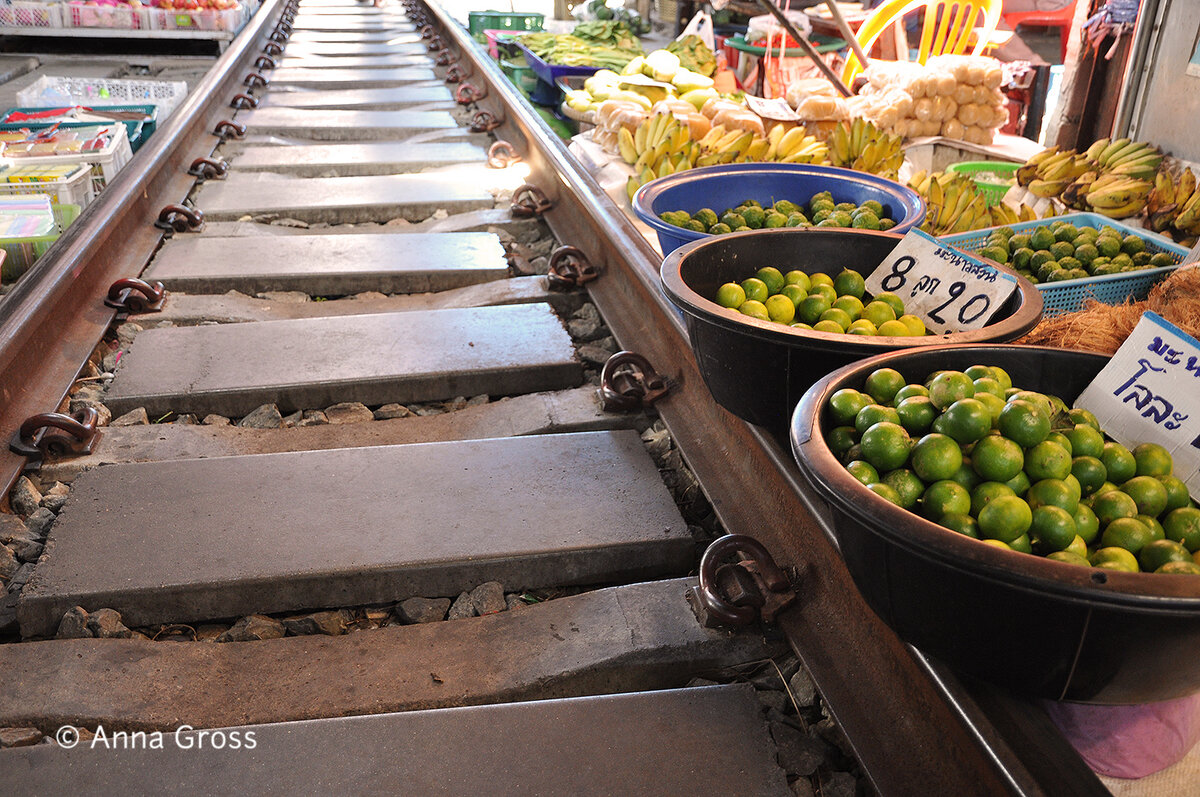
[791,344,1200,704]
[660,228,1043,434]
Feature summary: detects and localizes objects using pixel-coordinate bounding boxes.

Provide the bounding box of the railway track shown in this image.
[0,1,1117,793]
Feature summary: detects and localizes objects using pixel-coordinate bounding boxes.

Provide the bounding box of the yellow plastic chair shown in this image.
[841,0,1004,85]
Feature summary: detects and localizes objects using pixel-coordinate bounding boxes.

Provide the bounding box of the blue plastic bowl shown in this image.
[633,163,926,255]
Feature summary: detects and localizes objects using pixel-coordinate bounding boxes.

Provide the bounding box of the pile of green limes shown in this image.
[715,266,928,336]
[824,363,1200,574]
[977,221,1175,284]
[661,192,898,235]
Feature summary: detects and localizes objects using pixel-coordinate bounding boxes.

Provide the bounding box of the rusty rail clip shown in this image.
[9,407,102,469]
[487,140,520,169]
[688,535,797,628]
[254,55,276,70]
[546,245,599,289]
[470,110,502,133]
[428,35,445,51]
[445,64,468,84]
[455,82,484,105]
[244,72,269,89]
[213,119,246,140]
[188,157,229,180]
[230,92,259,110]
[420,23,435,38]
[510,183,552,217]
[435,51,458,67]
[155,203,204,234]
[105,278,166,314]
[262,42,283,57]
[597,351,670,411]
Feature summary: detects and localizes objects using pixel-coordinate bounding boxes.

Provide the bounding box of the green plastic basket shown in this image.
[501,57,539,94]
[0,203,80,281]
[467,10,543,40]
[946,161,1021,206]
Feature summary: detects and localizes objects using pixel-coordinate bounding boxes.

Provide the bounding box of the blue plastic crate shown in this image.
[940,212,1190,316]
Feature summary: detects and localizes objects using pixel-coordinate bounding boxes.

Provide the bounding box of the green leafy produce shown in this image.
[572,19,641,50]
[666,34,716,77]
[519,31,643,70]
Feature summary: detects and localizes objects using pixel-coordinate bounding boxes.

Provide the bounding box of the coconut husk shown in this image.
[1016,266,1200,354]
[1147,265,1200,330]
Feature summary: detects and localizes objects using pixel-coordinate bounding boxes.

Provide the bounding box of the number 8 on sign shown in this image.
[863,229,1018,335]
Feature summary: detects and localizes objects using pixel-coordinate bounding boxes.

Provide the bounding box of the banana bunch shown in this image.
[909,170,1041,235]
[1145,167,1200,241]
[1086,137,1163,180]
[828,118,904,180]
[1082,172,1155,219]
[1016,138,1161,218]
[621,115,831,201]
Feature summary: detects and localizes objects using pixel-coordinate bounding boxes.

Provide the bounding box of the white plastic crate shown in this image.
[0,164,97,209]
[148,3,246,32]
[0,1,63,28]
[3,123,133,195]
[17,75,189,119]
[63,2,150,29]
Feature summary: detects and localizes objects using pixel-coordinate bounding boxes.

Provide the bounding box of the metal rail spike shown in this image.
[104,278,166,314]
[9,407,102,469]
[689,535,796,628]
[487,140,520,169]
[546,246,599,289]
[155,203,204,234]
[188,157,229,180]
[510,183,552,217]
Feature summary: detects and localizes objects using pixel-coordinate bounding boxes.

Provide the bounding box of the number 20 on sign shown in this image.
[863,229,1018,335]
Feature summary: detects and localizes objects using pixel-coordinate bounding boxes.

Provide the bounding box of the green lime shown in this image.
[859,422,912,472]
[1092,490,1139,526]
[1158,475,1192,513]
[1101,442,1137,484]
[933,398,992,445]
[780,284,807,307]
[1005,469,1032,496]
[1071,456,1107,496]
[911,433,963,482]
[861,300,897,328]
[833,269,866,299]
[882,468,926,509]
[1030,505,1077,553]
[797,295,832,325]
[978,495,1033,543]
[827,388,871,426]
[1133,442,1173,477]
[1046,431,1074,456]
[863,367,907,405]
[873,292,906,318]
[997,400,1049,447]
[1120,475,1169,517]
[855,404,902,436]
[1073,503,1100,544]
[1157,561,1200,574]
[896,396,936,435]
[1090,546,1139,572]
[1065,424,1104,459]
[809,272,834,288]
[1026,478,1077,513]
[927,371,976,411]
[764,294,796,324]
[827,426,859,459]
[755,267,786,294]
[893,383,930,403]
[715,283,746,309]
[832,295,864,319]
[845,460,880,486]
[1024,441,1072,481]
[847,319,877,336]
[1163,507,1200,552]
[814,319,846,334]
[972,434,1024,482]
[866,482,903,505]
[784,270,812,292]
[898,314,926,336]
[740,277,769,303]
[1047,550,1090,567]
[939,512,980,538]
[1101,517,1154,555]
[921,479,971,519]
[970,481,1016,516]
[818,308,852,330]
[738,300,769,320]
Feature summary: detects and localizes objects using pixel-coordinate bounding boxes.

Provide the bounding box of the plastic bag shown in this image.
[678,9,714,51]
[1042,694,1200,780]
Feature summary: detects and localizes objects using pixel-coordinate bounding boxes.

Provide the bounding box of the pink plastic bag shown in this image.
[1043,693,1200,779]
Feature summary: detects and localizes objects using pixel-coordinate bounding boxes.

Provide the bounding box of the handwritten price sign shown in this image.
[863,229,1018,335]
[1075,312,1200,495]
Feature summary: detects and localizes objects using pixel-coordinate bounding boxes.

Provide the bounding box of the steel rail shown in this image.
[414,4,1108,795]
[0,0,289,500]
[0,1,1108,792]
